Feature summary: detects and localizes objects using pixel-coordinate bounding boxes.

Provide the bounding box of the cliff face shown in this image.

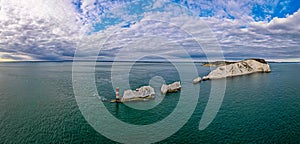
[161,81,181,94]
[122,86,155,102]
[202,61,236,67]
[203,59,271,80]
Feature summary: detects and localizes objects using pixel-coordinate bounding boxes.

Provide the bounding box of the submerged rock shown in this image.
[121,86,155,102]
[161,81,181,94]
[203,59,271,80]
[193,77,202,84]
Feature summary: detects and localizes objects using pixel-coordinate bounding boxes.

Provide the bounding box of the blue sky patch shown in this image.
[252,0,300,22]
[92,17,124,32]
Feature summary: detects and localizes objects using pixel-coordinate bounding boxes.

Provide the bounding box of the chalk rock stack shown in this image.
[122,86,155,102]
[161,81,181,94]
[203,59,271,80]
[193,77,202,84]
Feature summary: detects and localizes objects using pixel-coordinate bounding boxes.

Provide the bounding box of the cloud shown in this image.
[82,7,299,62]
[0,52,33,61]
[71,0,300,62]
[0,0,299,61]
[0,0,82,61]
[201,8,300,60]
[75,9,224,62]
[251,10,300,34]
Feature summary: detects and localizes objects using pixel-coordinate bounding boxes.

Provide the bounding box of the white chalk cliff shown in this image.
[193,77,202,84]
[203,59,271,80]
[161,81,181,94]
[122,86,155,102]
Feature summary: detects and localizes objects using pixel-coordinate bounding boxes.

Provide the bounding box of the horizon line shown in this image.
[0,59,299,63]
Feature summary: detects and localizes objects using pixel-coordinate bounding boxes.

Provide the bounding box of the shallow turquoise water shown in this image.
[0,62,299,143]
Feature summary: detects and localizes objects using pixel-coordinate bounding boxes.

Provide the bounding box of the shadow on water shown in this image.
[114,102,119,115]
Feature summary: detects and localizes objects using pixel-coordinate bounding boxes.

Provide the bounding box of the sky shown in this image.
[0,0,299,62]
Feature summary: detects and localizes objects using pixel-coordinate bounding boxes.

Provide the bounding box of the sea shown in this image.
[0,62,299,143]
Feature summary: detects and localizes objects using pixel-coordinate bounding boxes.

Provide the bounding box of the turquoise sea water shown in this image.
[0,62,299,143]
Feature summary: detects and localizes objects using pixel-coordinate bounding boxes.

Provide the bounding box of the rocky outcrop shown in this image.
[193,77,202,84]
[203,59,271,80]
[161,81,181,94]
[121,86,155,102]
[202,61,235,67]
